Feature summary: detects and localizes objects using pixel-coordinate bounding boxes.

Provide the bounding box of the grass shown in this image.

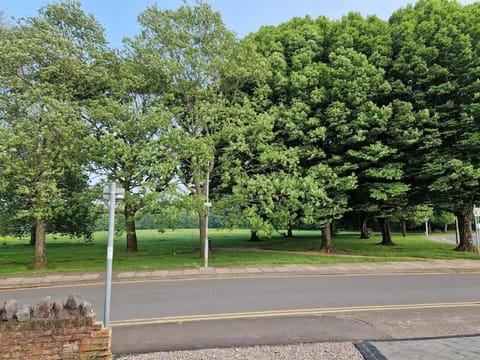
[0,229,478,276]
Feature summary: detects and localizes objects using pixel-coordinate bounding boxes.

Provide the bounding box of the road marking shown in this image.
[110,301,480,327]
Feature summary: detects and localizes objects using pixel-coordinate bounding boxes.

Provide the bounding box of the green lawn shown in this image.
[0,229,478,276]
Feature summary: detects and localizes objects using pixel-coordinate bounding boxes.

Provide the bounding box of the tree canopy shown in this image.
[0,1,108,268]
[1,0,479,269]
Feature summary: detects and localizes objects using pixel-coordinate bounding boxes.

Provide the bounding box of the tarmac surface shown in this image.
[1,258,480,359]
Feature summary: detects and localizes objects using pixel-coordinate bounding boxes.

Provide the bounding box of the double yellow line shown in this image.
[110,301,480,327]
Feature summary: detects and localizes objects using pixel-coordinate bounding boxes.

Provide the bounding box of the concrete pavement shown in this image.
[1,259,480,360]
[357,334,480,360]
[1,259,480,290]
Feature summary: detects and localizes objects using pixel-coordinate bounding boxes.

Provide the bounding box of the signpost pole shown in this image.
[473,206,480,255]
[455,216,460,244]
[102,183,124,327]
[204,169,211,268]
[103,182,116,327]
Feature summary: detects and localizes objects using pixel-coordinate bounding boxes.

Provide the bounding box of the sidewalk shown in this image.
[357,334,480,360]
[1,259,479,290]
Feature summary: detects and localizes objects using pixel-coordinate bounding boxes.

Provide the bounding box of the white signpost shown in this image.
[204,169,211,268]
[102,183,124,327]
[473,206,480,255]
[455,216,460,244]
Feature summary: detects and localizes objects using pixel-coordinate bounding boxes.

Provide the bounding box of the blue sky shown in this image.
[1,0,476,47]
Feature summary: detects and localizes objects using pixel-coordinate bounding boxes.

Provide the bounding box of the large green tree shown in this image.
[390,0,480,251]
[87,52,176,252]
[128,1,254,258]
[238,17,357,250]
[317,13,431,246]
[0,2,107,268]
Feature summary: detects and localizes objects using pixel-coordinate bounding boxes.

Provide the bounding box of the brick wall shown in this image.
[0,296,111,360]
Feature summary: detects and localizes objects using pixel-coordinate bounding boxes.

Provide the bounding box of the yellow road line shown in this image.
[110,301,480,327]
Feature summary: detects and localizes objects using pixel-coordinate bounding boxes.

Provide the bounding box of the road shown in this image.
[2,273,480,353]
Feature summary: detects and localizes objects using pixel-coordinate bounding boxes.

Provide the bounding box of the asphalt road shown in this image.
[2,274,480,320]
[2,273,480,354]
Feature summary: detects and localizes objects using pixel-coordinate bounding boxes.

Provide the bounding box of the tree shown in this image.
[318,12,434,246]
[390,0,480,251]
[128,1,254,258]
[0,169,99,245]
[223,17,357,251]
[321,45,409,246]
[0,2,108,268]
[46,170,99,242]
[431,210,455,233]
[393,204,432,236]
[87,51,176,252]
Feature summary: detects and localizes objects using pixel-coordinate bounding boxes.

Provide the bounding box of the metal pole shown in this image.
[204,169,210,268]
[104,182,116,327]
[476,217,480,255]
[455,216,460,245]
[474,206,480,255]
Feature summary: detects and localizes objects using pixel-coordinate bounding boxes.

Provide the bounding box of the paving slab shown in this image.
[42,275,63,282]
[80,273,102,281]
[117,271,136,279]
[302,264,324,272]
[151,270,169,278]
[198,267,216,275]
[167,269,185,277]
[283,264,303,272]
[228,266,248,274]
[184,269,200,276]
[214,267,232,275]
[21,277,44,285]
[273,266,291,272]
[243,267,263,273]
[1,277,26,285]
[134,271,154,278]
[357,335,480,360]
[60,275,81,282]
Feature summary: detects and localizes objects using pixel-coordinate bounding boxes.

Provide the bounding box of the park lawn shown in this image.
[0,229,478,276]
[259,231,479,260]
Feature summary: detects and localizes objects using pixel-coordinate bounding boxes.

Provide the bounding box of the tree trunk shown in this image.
[33,180,48,269]
[428,222,432,235]
[443,224,448,233]
[286,224,293,238]
[455,210,475,252]
[377,217,396,246]
[320,223,334,252]
[199,212,207,259]
[30,224,36,246]
[33,218,48,269]
[359,214,370,239]
[249,230,260,242]
[400,219,407,237]
[125,204,138,253]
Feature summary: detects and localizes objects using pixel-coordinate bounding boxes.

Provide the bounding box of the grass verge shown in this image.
[0,229,477,276]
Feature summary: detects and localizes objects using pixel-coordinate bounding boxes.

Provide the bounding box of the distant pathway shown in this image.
[212,246,380,259]
[426,233,457,244]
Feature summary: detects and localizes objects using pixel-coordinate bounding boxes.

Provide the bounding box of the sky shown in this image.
[0,0,477,47]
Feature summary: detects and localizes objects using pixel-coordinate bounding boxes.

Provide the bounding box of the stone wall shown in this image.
[0,295,111,360]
